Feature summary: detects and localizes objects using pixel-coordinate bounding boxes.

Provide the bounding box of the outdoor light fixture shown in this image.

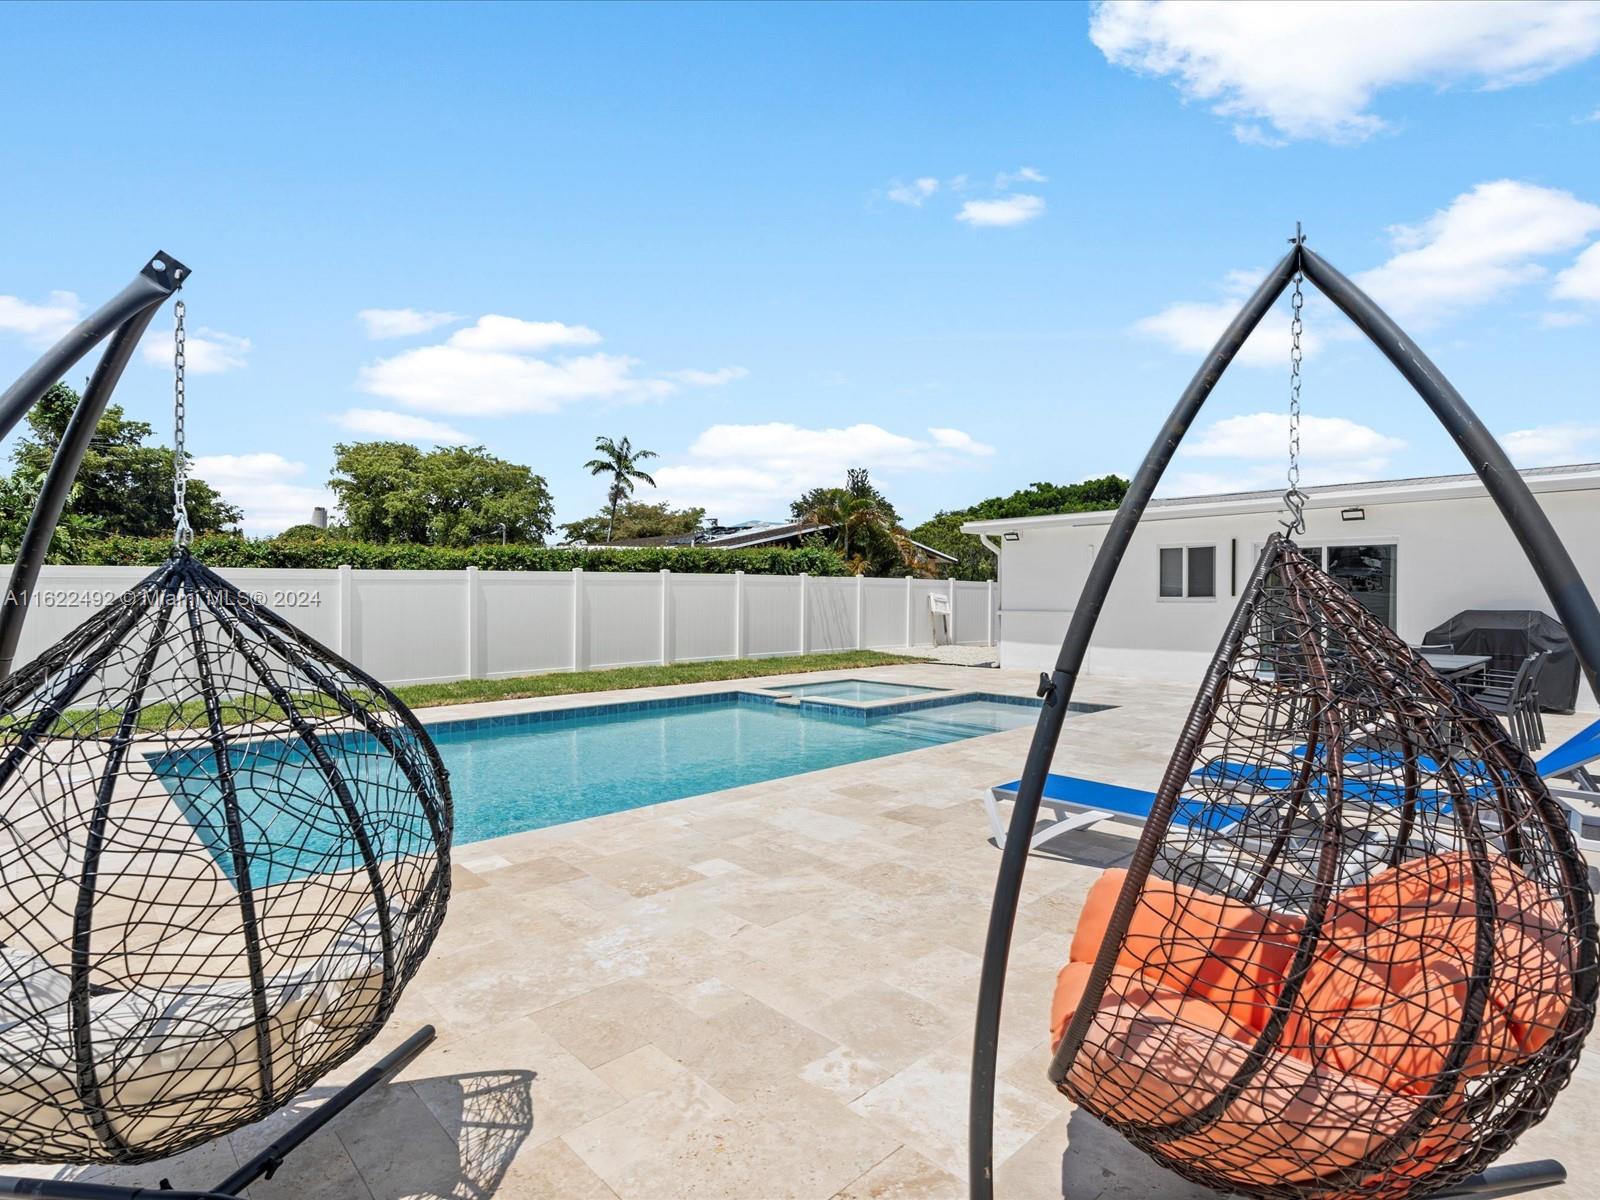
[1003,531,1021,541]
[1341,506,1365,521]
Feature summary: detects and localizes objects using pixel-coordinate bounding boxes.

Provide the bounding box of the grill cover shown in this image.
[1422,609,1578,712]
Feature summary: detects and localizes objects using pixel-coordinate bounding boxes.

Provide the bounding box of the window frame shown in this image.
[1253,537,1401,627]
[1156,543,1220,603]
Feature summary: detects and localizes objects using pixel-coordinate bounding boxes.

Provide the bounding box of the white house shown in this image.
[962,463,1600,711]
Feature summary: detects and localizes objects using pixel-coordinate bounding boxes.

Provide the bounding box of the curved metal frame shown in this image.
[968,237,1600,1198]
[0,252,190,681]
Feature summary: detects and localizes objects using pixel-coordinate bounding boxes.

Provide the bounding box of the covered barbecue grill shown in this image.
[1422,608,1580,712]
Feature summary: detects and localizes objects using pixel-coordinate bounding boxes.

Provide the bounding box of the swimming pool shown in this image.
[764,679,945,702]
[153,690,1069,882]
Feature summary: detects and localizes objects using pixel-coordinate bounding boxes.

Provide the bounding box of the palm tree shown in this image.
[584,435,658,542]
[797,468,896,573]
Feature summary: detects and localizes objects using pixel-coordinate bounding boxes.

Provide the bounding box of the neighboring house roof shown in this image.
[960,462,1600,534]
[567,519,959,564]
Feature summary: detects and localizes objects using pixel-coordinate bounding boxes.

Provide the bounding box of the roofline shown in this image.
[959,463,1600,535]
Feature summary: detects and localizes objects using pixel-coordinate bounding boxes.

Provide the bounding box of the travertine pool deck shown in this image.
[39,664,1599,1199]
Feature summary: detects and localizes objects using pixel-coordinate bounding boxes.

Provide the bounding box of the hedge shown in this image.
[65,535,853,576]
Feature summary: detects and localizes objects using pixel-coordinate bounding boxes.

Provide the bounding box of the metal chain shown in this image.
[172,301,193,548]
[1281,249,1307,537]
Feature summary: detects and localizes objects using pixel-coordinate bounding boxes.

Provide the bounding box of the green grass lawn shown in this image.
[5,651,929,737]
[393,650,930,710]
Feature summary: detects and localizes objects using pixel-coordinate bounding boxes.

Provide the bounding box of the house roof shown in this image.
[959,462,1600,535]
[569,519,960,563]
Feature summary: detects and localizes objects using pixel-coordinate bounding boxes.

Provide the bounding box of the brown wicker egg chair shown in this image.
[969,235,1600,1200]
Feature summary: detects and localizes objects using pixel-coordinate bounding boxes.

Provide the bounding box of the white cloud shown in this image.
[665,366,749,386]
[1502,422,1600,467]
[994,166,1048,188]
[355,312,722,416]
[1135,269,1339,367]
[956,194,1046,227]
[653,422,993,516]
[886,177,940,206]
[1553,240,1600,302]
[1356,180,1600,323]
[1184,412,1405,463]
[335,408,472,444]
[1578,106,1600,123]
[141,326,252,374]
[0,290,82,346]
[192,452,335,535]
[929,427,997,456]
[1090,0,1600,144]
[1163,411,1405,495]
[1140,181,1600,358]
[357,308,462,339]
[445,315,601,353]
[359,346,666,415]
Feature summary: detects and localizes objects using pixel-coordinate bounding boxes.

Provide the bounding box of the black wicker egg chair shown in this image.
[0,255,452,1200]
[969,236,1600,1200]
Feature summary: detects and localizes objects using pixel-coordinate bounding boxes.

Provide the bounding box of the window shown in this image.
[1159,545,1216,600]
[1255,541,1399,628]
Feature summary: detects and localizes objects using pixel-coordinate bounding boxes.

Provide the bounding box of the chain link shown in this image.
[1281,259,1307,537]
[172,301,193,548]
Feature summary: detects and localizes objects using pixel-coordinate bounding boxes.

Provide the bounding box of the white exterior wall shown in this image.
[3,566,996,688]
[985,485,1600,711]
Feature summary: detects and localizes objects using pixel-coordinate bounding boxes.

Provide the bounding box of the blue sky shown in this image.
[2,1,1598,534]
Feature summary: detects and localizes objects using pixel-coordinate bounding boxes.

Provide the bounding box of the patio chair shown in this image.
[1470,651,1547,751]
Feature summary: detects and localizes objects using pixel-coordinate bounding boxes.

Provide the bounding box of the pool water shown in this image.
[765,679,945,702]
[153,692,1048,882]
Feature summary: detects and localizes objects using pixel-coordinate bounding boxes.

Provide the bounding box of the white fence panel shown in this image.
[953,581,991,645]
[1,564,993,687]
[861,578,907,648]
[349,570,464,685]
[743,575,801,657]
[583,573,662,668]
[479,571,574,678]
[669,574,737,662]
[806,577,857,652]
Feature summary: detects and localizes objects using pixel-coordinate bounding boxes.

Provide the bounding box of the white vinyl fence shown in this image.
[9,566,996,687]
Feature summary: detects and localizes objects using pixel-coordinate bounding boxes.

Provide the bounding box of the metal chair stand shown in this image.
[0,1026,436,1200]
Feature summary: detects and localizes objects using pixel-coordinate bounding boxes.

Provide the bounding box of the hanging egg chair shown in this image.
[0,255,451,1195]
[969,234,1600,1200]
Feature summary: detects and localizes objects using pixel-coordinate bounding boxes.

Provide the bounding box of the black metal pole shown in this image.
[0,308,160,681]
[0,254,187,443]
[966,247,1302,1199]
[1300,247,1600,704]
[1436,1159,1565,1197]
[209,1025,437,1197]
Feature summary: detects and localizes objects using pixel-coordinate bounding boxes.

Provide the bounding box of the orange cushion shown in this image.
[1069,868,1304,1033]
[1058,970,1474,1190]
[1288,851,1575,1090]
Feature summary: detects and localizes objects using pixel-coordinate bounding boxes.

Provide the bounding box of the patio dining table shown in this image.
[1419,651,1491,684]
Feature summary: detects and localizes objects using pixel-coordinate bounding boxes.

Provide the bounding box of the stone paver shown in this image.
[30,662,1596,1199]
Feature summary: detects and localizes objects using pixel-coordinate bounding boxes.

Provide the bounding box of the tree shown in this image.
[328,441,554,546]
[560,500,705,544]
[584,435,657,542]
[792,468,927,576]
[908,475,1130,580]
[1,383,241,554]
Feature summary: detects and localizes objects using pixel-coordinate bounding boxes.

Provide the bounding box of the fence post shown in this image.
[571,566,585,672]
[660,568,673,665]
[947,576,957,645]
[855,573,864,650]
[797,572,809,656]
[733,570,746,659]
[986,578,995,646]
[904,575,913,647]
[465,565,482,680]
[337,564,353,657]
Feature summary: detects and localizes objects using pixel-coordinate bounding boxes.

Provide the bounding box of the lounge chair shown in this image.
[985,775,1244,853]
[1537,717,1600,856]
